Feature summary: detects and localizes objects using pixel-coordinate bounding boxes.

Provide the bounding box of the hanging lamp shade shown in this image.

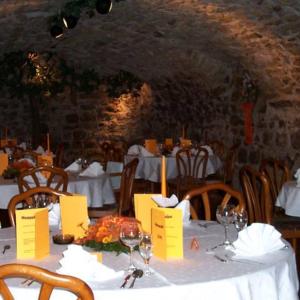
[96,0,113,14]
[50,25,63,38]
[63,15,79,29]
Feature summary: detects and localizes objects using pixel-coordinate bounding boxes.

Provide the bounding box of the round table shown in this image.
[0,222,298,300]
[276,181,300,217]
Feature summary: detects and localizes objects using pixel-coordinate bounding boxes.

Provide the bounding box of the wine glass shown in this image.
[119,220,142,272]
[216,204,235,248]
[234,209,248,232]
[139,233,153,276]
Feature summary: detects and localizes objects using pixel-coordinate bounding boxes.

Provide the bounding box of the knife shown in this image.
[120,274,131,288]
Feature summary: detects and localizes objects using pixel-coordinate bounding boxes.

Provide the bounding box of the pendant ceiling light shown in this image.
[50,25,63,38]
[63,15,79,29]
[96,0,113,14]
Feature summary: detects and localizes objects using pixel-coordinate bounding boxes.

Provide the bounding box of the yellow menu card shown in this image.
[180,139,192,148]
[134,194,158,233]
[152,207,183,260]
[16,208,49,259]
[145,139,158,155]
[164,138,173,150]
[60,195,89,239]
[0,153,8,175]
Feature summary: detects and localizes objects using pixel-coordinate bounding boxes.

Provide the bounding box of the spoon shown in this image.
[129,269,143,288]
[2,245,10,254]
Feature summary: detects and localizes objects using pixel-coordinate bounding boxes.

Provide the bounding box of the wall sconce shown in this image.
[63,15,79,29]
[50,25,63,38]
[96,0,113,14]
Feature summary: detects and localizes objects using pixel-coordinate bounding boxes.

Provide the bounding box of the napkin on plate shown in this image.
[171,146,181,157]
[64,160,82,172]
[127,145,154,157]
[79,162,104,177]
[24,172,47,184]
[294,169,300,187]
[151,194,179,207]
[35,145,45,154]
[57,245,124,282]
[232,223,285,257]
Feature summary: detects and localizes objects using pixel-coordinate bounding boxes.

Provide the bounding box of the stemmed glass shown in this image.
[234,209,248,232]
[216,204,235,248]
[139,233,153,276]
[119,220,142,272]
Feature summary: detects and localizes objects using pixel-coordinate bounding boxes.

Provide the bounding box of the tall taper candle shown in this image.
[161,155,167,197]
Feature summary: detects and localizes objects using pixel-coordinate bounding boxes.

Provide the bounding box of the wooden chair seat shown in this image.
[0,263,94,300]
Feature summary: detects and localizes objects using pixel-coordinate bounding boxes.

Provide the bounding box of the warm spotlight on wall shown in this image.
[50,25,63,38]
[96,0,113,14]
[63,15,79,29]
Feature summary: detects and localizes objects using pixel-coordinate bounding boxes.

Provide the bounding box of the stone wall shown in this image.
[1,0,300,185]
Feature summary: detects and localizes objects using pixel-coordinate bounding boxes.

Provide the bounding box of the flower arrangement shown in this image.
[76,215,137,254]
[3,159,33,179]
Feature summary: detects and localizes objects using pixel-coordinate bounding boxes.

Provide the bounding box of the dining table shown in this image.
[0,172,115,209]
[124,154,222,183]
[276,181,300,217]
[0,221,298,300]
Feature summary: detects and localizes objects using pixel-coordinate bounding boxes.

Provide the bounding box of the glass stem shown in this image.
[224,225,229,244]
[129,247,133,267]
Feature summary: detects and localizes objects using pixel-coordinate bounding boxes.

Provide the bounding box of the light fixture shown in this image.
[50,25,63,38]
[96,0,113,14]
[63,15,79,29]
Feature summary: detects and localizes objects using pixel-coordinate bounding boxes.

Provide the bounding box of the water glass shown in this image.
[139,233,153,276]
[216,204,235,247]
[120,220,142,272]
[234,209,248,232]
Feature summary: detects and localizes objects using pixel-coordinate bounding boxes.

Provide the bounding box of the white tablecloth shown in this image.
[125,155,222,183]
[276,181,300,217]
[0,173,115,209]
[0,222,298,300]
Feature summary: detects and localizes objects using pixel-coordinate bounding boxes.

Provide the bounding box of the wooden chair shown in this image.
[240,165,300,251]
[18,166,68,193]
[207,140,226,161]
[169,147,209,199]
[182,182,245,220]
[259,158,290,204]
[8,186,70,226]
[0,263,94,300]
[88,158,139,218]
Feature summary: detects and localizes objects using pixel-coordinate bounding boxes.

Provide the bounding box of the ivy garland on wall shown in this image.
[0,50,143,145]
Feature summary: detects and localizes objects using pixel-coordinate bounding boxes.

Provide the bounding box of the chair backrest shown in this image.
[8,186,70,226]
[259,158,290,204]
[239,165,273,224]
[18,166,68,193]
[106,161,124,190]
[223,143,239,184]
[0,263,94,300]
[182,182,245,220]
[118,158,138,216]
[176,147,209,179]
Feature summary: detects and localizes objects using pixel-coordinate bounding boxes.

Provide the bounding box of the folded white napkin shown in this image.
[79,162,104,177]
[200,145,214,155]
[18,142,26,150]
[151,194,179,207]
[176,200,191,225]
[57,245,124,282]
[24,172,47,184]
[127,145,154,157]
[232,223,285,257]
[171,146,181,157]
[4,147,13,155]
[65,160,82,172]
[49,203,60,226]
[35,145,45,154]
[294,169,300,187]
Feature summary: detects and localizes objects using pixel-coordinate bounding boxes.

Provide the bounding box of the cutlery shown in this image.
[129,269,143,288]
[198,222,216,229]
[21,278,35,286]
[2,245,10,254]
[225,254,264,265]
[120,274,132,288]
[214,254,227,263]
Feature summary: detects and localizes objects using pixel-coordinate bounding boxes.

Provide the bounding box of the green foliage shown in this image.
[84,240,136,254]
